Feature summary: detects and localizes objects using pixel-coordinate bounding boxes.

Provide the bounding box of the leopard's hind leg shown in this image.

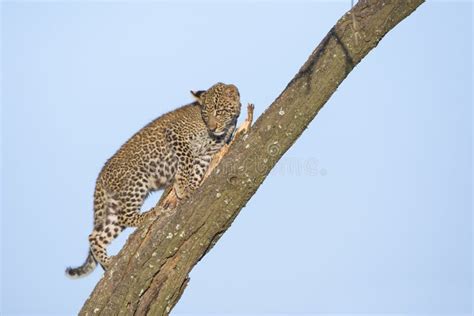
[88,191,125,270]
[116,184,155,228]
[89,173,168,269]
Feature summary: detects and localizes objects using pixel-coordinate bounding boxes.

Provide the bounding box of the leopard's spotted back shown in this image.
[66,83,241,278]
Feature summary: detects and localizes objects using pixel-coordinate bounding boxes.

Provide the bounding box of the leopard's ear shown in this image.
[191,90,205,104]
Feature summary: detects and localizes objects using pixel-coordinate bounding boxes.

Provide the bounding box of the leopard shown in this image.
[66,82,241,278]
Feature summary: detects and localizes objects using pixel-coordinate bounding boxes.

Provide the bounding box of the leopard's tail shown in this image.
[65,250,97,279]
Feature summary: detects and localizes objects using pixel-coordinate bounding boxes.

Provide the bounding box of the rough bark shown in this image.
[79,1,425,315]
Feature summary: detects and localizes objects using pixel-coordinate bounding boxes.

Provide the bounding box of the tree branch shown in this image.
[79,1,425,314]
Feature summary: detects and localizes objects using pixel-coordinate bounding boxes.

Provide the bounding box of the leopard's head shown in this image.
[191,82,241,137]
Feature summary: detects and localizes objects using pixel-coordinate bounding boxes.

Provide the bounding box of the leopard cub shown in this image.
[66,82,241,278]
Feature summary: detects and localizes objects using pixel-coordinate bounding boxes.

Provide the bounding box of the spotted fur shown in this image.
[66,83,241,278]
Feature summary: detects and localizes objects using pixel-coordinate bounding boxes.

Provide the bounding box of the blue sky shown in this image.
[1,1,472,315]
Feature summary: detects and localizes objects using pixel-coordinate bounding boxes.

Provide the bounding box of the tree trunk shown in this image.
[79,1,425,315]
